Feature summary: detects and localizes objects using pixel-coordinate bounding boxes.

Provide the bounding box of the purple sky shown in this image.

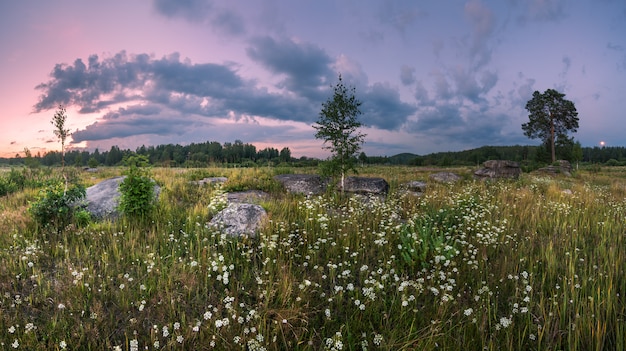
[1,0,625,158]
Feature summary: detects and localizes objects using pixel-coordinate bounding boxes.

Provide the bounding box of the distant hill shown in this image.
[387,153,420,164]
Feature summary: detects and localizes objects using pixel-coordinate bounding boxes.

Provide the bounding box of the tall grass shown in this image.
[0,166,623,350]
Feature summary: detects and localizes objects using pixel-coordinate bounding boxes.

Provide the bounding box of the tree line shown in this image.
[3,142,625,169]
[403,144,626,168]
[4,140,301,168]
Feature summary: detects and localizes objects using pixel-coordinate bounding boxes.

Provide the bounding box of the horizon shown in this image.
[1,1,625,159]
[3,139,623,163]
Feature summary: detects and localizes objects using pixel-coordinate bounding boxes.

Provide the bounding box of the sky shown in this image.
[1,0,625,159]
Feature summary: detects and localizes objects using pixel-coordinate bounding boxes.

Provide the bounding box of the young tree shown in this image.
[522,89,579,163]
[313,75,366,189]
[279,147,292,163]
[51,105,71,168]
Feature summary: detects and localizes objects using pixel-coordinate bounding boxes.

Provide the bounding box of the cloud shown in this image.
[153,0,245,36]
[377,1,427,33]
[361,82,416,130]
[450,66,498,103]
[515,74,536,102]
[72,106,182,142]
[430,70,449,100]
[607,42,624,51]
[414,81,431,105]
[464,0,495,68]
[153,0,212,22]
[245,37,414,130]
[34,51,323,142]
[400,65,416,86]
[409,102,520,146]
[560,55,571,78]
[514,0,567,24]
[246,36,334,99]
[359,29,385,45]
[606,42,626,70]
[34,52,247,114]
[34,48,418,148]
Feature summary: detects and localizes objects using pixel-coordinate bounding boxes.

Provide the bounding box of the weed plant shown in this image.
[0,166,623,350]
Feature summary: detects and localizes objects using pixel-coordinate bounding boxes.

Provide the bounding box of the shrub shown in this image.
[118,155,156,219]
[29,178,86,232]
[0,168,29,196]
[605,159,620,167]
[0,177,15,196]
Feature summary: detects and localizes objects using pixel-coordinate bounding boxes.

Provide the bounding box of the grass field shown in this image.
[0,165,624,350]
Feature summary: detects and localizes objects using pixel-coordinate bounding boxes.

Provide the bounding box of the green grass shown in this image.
[0,166,624,350]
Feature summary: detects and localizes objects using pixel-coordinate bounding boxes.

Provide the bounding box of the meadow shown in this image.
[0,165,624,350]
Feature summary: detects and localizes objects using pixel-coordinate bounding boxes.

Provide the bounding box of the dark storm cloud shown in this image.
[34,51,323,142]
[150,53,244,97]
[361,83,416,130]
[450,66,498,103]
[246,36,416,129]
[153,0,245,36]
[34,52,149,113]
[71,107,184,142]
[34,38,419,146]
[409,103,520,145]
[246,36,334,99]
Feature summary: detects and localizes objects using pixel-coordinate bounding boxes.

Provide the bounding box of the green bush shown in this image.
[0,168,28,196]
[118,155,156,219]
[605,159,621,167]
[29,179,86,232]
[0,177,15,196]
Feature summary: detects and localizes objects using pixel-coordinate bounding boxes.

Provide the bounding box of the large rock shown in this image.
[340,176,389,195]
[227,190,270,204]
[474,160,521,180]
[402,180,427,196]
[191,177,228,186]
[536,160,572,177]
[429,172,461,183]
[274,174,328,195]
[82,176,160,219]
[209,203,267,237]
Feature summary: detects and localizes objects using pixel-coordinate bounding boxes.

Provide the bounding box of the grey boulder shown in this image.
[340,176,389,195]
[429,172,461,183]
[209,203,268,237]
[82,176,160,219]
[274,174,328,195]
[474,160,521,180]
[191,177,228,186]
[402,180,427,195]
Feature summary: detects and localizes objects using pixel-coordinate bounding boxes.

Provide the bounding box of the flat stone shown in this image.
[191,177,228,186]
[403,181,427,193]
[474,160,521,180]
[340,176,389,195]
[227,190,270,204]
[429,172,461,183]
[274,174,328,195]
[209,203,267,237]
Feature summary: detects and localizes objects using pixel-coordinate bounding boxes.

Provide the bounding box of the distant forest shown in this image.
[2,140,626,169]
